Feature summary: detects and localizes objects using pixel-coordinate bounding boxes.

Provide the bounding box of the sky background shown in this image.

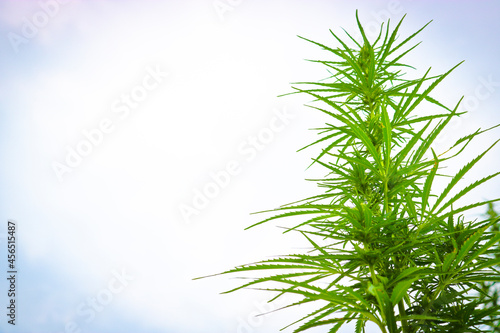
[0,1,500,332]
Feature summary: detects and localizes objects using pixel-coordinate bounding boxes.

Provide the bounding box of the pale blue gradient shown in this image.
[0,1,499,332]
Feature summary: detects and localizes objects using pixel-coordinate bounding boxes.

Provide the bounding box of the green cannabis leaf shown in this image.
[199,11,500,333]
[477,203,500,332]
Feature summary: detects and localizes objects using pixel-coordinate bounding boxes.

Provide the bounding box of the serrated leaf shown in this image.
[390,279,414,305]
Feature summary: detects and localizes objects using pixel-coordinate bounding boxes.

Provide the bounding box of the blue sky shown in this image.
[1,1,500,332]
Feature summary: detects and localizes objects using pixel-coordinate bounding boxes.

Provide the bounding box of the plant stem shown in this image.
[398,300,409,333]
[369,264,379,285]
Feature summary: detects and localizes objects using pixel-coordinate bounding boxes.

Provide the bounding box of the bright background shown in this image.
[0,1,500,332]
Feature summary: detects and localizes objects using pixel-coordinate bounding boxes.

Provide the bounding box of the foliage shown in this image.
[478,203,500,332]
[201,12,500,333]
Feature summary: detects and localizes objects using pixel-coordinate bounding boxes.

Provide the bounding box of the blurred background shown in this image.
[0,0,499,332]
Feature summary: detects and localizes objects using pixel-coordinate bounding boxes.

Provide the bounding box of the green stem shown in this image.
[377,322,389,333]
[384,179,390,214]
[369,264,379,285]
[398,300,409,333]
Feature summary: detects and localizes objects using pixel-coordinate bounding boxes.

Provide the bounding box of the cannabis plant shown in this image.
[201,13,500,333]
[478,203,500,332]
